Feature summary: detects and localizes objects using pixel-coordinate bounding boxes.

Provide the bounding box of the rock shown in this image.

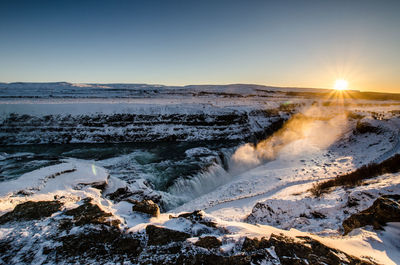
[0,201,63,224]
[106,186,163,210]
[342,194,400,235]
[346,196,360,207]
[177,210,204,220]
[147,253,252,265]
[241,237,270,252]
[240,234,374,264]
[194,236,222,249]
[0,111,279,145]
[146,225,190,245]
[269,234,374,265]
[131,199,160,217]
[310,211,326,219]
[171,210,228,236]
[0,201,379,264]
[57,226,142,261]
[169,210,226,236]
[177,254,251,265]
[64,198,120,227]
[0,239,13,264]
[74,179,109,192]
[176,210,218,228]
[354,121,381,135]
[106,187,134,202]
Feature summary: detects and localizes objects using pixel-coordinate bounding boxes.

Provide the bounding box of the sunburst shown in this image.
[334,79,348,91]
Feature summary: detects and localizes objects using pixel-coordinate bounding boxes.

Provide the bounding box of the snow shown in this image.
[0,149,398,264]
[0,159,109,214]
[318,227,400,265]
[0,159,107,197]
[0,83,400,264]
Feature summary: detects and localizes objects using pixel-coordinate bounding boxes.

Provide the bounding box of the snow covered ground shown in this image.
[0,154,399,264]
[0,83,400,264]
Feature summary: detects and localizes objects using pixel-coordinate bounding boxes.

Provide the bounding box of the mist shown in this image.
[232,105,349,167]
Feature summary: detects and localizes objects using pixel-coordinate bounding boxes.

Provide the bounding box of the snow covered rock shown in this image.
[105,182,163,209]
[342,194,400,235]
[174,210,219,230]
[266,234,375,265]
[63,198,120,227]
[0,197,383,264]
[0,110,282,144]
[241,234,375,265]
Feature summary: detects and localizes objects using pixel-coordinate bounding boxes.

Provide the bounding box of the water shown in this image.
[0,141,240,209]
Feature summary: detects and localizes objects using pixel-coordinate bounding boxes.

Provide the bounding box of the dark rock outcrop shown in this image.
[63,198,120,227]
[241,237,270,252]
[343,194,400,235]
[0,200,63,224]
[176,253,251,265]
[131,199,160,217]
[106,187,135,202]
[146,225,190,245]
[55,226,142,263]
[194,236,222,249]
[354,121,381,135]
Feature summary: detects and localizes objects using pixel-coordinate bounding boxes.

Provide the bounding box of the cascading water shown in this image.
[0,141,246,211]
[164,147,267,210]
[167,151,233,200]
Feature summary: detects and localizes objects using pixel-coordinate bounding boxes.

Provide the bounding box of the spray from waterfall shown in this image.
[232,105,349,167]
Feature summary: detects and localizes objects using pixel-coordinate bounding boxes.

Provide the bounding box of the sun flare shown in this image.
[334,79,348,91]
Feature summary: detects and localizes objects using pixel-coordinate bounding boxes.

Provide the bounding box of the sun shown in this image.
[334,79,348,91]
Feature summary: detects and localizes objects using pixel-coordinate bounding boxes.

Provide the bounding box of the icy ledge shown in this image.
[0,159,109,214]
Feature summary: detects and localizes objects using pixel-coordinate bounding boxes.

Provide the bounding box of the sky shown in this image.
[0,0,399,93]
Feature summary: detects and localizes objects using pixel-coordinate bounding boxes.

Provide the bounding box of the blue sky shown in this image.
[1,0,399,92]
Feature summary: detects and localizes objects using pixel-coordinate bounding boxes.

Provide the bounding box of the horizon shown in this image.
[2,81,400,94]
[1,0,399,93]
